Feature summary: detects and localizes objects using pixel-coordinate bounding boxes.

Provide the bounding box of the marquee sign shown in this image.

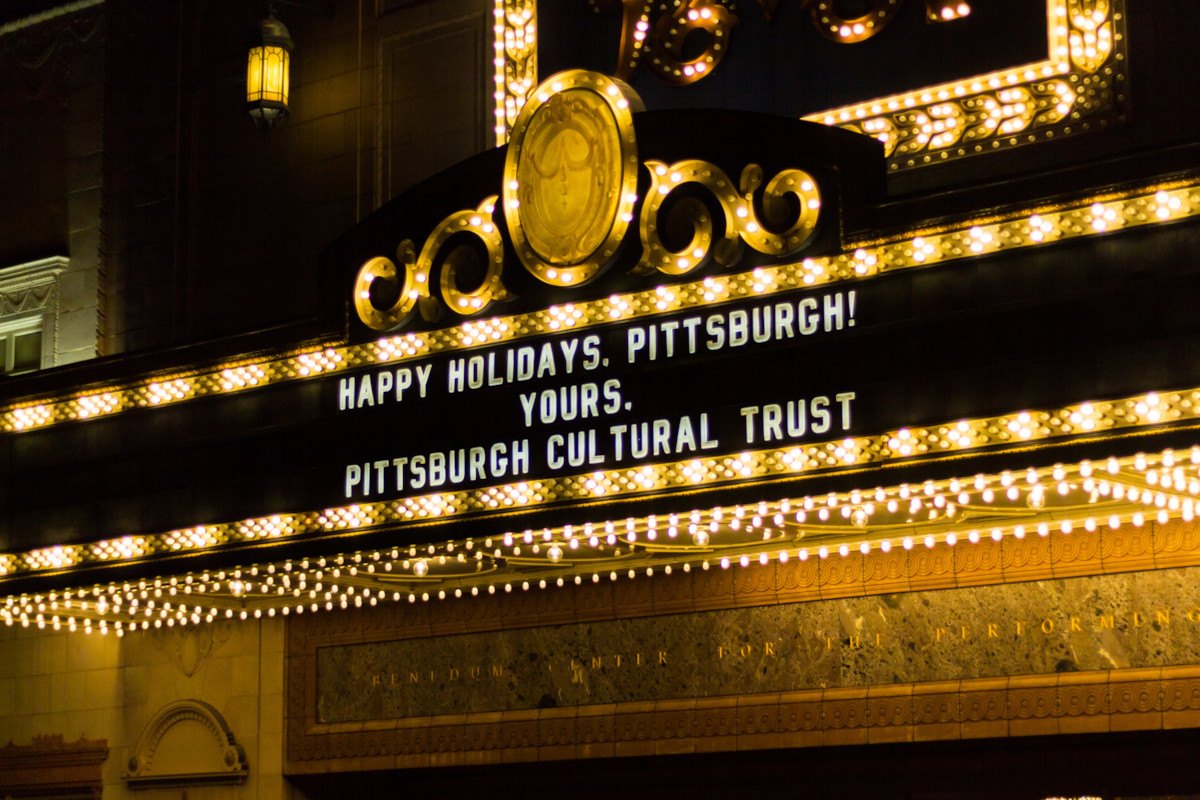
[0,66,1196,593]
[339,284,859,503]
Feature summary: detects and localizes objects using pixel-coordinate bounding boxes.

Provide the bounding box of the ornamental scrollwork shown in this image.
[355,70,822,332]
[844,77,1080,161]
[355,159,822,331]
[637,160,821,276]
[737,165,822,255]
[638,159,742,275]
[805,0,904,44]
[354,198,507,330]
[591,0,738,85]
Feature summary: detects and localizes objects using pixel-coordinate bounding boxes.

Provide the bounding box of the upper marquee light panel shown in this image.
[492,0,1126,170]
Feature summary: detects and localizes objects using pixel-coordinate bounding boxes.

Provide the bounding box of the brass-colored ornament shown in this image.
[806,0,903,43]
[736,164,822,255]
[355,198,507,331]
[638,159,741,276]
[504,70,643,287]
[492,0,538,145]
[636,160,821,276]
[353,247,419,332]
[644,0,738,84]
[1066,0,1113,72]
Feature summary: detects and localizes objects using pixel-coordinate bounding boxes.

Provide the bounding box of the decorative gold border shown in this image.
[491,1,1127,172]
[0,412,1195,594]
[287,666,1200,769]
[7,445,1200,637]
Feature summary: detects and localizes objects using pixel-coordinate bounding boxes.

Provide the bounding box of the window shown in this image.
[0,256,68,376]
[0,318,44,375]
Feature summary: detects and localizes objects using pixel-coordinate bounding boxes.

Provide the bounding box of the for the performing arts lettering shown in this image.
[626,290,856,364]
[344,440,530,498]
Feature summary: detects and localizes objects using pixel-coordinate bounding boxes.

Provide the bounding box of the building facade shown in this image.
[3,1,1200,797]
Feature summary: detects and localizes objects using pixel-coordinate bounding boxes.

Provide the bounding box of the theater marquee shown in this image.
[0,55,1194,662]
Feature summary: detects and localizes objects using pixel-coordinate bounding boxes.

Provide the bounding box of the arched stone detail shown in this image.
[124,699,248,788]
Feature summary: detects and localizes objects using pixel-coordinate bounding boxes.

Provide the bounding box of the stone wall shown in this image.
[0,617,290,799]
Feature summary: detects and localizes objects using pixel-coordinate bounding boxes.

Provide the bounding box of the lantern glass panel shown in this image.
[247,45,289,107]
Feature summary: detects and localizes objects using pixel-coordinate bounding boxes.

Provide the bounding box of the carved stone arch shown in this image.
[124,699,248,788]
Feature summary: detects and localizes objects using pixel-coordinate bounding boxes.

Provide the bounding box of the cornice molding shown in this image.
[0,1,103,38]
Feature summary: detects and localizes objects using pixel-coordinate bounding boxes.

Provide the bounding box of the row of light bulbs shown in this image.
[492,0,537,144]
[4,446,1197,636]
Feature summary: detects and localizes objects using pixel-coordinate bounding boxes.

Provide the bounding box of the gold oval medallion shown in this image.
[504,71,642,287]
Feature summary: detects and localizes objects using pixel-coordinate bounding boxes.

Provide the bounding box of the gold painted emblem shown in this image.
[504,71,643,287]
[519,90,620,264]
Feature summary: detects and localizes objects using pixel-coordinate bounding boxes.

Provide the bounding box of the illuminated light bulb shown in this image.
[412,560,429,577]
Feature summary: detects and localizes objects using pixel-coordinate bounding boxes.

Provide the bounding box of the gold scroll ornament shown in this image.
[639,160,820,275]
[353,197,507,331]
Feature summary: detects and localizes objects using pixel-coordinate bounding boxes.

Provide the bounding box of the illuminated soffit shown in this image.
[5,447,1200,635]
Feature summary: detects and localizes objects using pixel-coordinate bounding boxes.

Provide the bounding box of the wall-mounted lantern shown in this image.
[246,9,293,127]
